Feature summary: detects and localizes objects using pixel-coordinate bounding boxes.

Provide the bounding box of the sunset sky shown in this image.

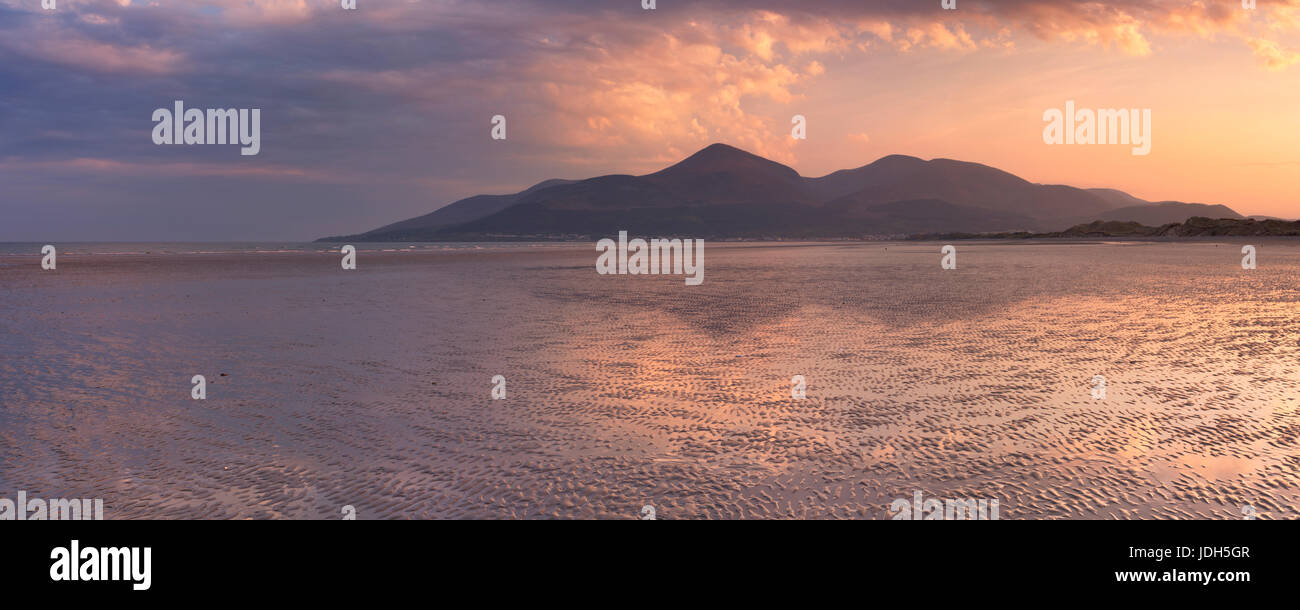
[2,0,1297,240]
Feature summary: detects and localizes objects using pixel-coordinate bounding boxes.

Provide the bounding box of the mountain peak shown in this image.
[650,142,800,179]
[695,142,754,157]
[700,142,744,153]
[873,154,926,164]
[640,142,808,204]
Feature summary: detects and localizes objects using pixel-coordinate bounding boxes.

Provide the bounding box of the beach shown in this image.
[1,241,1296,519]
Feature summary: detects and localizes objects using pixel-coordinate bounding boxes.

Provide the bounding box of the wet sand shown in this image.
[0,241,1297,519]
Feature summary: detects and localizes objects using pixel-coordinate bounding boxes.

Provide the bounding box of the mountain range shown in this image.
[318,143,1243,241]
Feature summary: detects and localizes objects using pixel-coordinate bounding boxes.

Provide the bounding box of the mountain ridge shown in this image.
[318,143,1245,241]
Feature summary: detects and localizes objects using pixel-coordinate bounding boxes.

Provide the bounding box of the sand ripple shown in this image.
[0,241,1296,519]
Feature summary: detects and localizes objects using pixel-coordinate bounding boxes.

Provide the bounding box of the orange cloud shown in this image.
[1246,36,1300,70]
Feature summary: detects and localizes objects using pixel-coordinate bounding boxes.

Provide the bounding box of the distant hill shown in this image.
[1248,215,1295,221]
[1159,217,1300,236]
[335,178,576,240]
[807,154,1117,222]
[1085,202,1243,227]
[915,217,1300,240]
[1085,188,1150,208]
[318,143,1249,241]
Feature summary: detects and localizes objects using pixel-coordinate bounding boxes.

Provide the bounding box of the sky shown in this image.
[1,0,1297,241]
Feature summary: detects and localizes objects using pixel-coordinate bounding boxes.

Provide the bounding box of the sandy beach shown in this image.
[1,241,1297,519]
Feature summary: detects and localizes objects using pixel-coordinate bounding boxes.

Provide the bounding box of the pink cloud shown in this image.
[0,157,344,181]
[6,36,183,74]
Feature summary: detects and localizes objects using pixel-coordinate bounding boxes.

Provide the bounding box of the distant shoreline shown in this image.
[910,217,1300,241]
[315,217,1300,244]
[11,216,1300,251]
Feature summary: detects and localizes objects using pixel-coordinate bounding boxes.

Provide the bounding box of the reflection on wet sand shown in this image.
[0,241,1296,519]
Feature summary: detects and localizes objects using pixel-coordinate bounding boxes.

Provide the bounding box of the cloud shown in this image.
[898,22,979,52]
[1246,36,1300,70]
[697,0,1299,58]
[0,156,342,180]
[7,36,184,74]
[1,0,1298,239]
[312,8,841,167]
[522,19,816,166]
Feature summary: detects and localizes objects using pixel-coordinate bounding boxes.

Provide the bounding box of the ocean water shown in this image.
[0,240,1297,519]
[0,241,571,257]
